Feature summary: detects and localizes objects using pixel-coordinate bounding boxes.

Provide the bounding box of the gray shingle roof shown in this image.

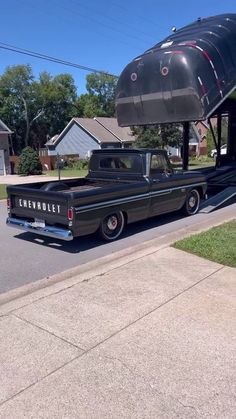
[73,118,121,144]
[94,117,134,143]
[0,119,13,134]
[45,117,135,148]
[45,134,59,146]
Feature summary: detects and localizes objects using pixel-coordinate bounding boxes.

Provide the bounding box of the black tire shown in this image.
[182,189,200,216]
[40,182,69,191]
[99,211,125,241]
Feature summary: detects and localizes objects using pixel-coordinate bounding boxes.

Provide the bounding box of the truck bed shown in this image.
[7,176,148,226]
[59,179,126,193]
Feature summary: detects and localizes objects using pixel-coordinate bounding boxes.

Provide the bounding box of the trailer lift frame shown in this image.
[116,13,236,211]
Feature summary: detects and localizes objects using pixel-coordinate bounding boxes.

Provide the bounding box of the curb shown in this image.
[0,205,235,313]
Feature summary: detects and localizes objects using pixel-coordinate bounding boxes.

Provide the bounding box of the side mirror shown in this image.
[163,168,173,177]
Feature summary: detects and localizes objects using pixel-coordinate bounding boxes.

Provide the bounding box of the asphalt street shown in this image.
[0,200,235,294]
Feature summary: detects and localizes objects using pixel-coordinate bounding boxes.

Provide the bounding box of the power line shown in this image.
[18,0,146,52]
[69,0,154,42]
[0,42,119,78]
[110,1,163,30]
[49,0,149,47]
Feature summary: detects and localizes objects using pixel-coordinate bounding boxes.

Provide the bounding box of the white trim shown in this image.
[0,149,6,176]
[75,182,206,214]
[46,119,75,147]
[94,117,123,143]
[0,119,13,134]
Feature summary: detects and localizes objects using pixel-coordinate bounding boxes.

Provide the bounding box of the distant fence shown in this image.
[9,153,82,173]
[9,155,57,173]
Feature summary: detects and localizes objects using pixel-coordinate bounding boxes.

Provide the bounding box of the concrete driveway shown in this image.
[0,240,235,418]
[0,174,61,184]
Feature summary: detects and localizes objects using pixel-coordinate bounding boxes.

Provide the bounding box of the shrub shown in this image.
[191,155,213,163]
[169,155,182,163]
[17,147,42,175]
[66,156,80,168]
[69,158,89,171]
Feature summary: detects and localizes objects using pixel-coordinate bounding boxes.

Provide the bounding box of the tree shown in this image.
[206,128,216,156]
[0,65,117,153]
[132,125,161,148]
[206,118,228,156]
[0,65,35,151]
[74,94,105,118]
[33,72,77,148]
[0,66,78,152]
[17,146,42,175]
[85,73,117,116]
[133,124,182,149]
[159,124,182,148]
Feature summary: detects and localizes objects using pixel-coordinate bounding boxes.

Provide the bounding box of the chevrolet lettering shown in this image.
[18,198,61,214]
[6,150,207,242]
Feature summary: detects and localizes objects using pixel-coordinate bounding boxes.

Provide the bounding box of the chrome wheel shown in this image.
[99,211,125,241]
[183,189,200,215]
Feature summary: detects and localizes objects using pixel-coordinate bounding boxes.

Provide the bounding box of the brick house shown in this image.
[195,118,217,155]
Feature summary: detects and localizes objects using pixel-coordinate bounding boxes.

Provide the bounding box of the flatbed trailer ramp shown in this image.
[199,187,236,213]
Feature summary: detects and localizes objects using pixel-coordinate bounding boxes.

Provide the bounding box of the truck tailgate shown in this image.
[7,186,70,226]
[6,185,75,241]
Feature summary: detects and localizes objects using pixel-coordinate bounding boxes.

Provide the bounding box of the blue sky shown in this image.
[1,0,235,94]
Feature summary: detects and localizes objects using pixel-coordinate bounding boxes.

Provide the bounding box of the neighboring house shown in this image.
[44,116,216,163]
[168,120,218,158]
[167,123,202,157]
[0,120,13,175]
[195,118,217,155]
[189,123,204,156]
[45,117,135,158]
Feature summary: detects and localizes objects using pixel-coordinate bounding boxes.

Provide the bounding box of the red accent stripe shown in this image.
[179,41,196,45]
[202,50,212,62]
[182,43,222,96]
[200,83,207,95]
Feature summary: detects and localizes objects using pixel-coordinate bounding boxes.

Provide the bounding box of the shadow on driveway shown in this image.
[14,211,184,254]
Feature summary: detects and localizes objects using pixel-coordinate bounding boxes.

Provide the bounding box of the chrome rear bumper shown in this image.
[6,217,73,241]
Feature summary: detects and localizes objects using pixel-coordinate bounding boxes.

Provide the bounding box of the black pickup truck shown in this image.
[6,149,207,241]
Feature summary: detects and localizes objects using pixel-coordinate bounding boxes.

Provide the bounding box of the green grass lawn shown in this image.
[188,160,215,170]
[172,220,236,267]
[0,185,7,200]
[172,158,215,171]
[44,168,88,178]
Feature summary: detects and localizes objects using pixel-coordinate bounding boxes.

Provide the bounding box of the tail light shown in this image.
[68,208,73,221]
[7,198,11,213]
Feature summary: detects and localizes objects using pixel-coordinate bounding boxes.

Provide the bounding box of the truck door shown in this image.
[149,153,184,216]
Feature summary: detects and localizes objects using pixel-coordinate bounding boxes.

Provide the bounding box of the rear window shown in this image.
[90,154,143,174]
